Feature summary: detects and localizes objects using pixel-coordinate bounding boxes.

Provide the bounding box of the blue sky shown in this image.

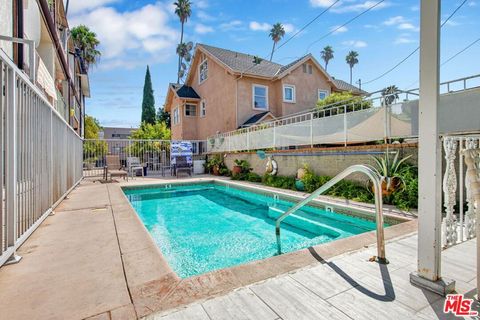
[67,0,480,127]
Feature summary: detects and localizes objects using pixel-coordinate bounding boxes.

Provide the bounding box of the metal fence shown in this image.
[83,139,207,177]
[207,75,480,153]
[0,49,83,267]
[442,134,479,248]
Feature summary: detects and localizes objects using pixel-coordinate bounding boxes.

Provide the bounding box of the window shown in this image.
[303,64,313,74]
[283,84,296,103]
[199,59,208,84]
[185,104,197,117]
[308,64,313,74]
[200,100,206,117]
[252,84,268,110]
[302,64,307,73]
[318,90,329,101]
[173,107,180,125]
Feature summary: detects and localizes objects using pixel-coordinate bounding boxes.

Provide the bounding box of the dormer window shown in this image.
[199,59,208,84]
[302,63,313,74]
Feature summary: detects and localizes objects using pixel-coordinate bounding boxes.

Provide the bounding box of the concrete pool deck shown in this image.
[0,176,471,319]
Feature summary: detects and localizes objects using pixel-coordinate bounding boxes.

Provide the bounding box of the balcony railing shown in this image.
[442,134,479,248]
[0,46,83,267]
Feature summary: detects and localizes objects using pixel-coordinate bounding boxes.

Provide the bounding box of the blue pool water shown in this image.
[124,183,384,278]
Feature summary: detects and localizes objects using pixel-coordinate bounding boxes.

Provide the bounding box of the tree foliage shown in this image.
[174,0,192,83]
[130,121,171,140]
[316,91,371,111]
[345,50,359,84]
[320,46,334,71]
[83,115,107,160]
[71,25,101,70]
[141,66,156,125]
[157,106,171,127]
[269,23,285,61]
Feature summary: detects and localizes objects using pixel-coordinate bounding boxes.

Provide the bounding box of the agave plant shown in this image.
[370,151,412,194]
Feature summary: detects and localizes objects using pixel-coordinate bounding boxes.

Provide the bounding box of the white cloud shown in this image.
[394,37,416,45]
[283,24,296,33]
[330,25,348,34]
[383,16,406,26]
[398,23,419,31]
[342,40,367,48]
[69,2,179,69]
[194,23,214,34]
[309,0,337,7]
[332,1,390,13]
[195,0,209,9]
[67,0,118,14]
[442,19,460,27]
[249,21,271,31]
[219,20,243,31]
[197,11,215,22]
[410,5,419,11]
[468,1,477,6]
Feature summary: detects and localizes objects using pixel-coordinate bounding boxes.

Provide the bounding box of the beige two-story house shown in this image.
[164,44,364,140]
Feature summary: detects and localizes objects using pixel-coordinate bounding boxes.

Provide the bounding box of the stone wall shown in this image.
[221,143,418,183]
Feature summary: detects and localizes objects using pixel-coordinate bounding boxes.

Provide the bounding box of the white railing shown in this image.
[208,74,480,153]
[0,48,83,267]
[83,139,207,177]
[442,134,479,248]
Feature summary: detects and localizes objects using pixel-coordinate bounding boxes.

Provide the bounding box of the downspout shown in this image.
[235,72,245,128]
[15,0,24,70]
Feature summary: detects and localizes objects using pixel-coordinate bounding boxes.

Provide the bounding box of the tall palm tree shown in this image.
[345,50,359,85]
[174,0,192,83]
[320,46,334,72]
[382,85,399,105]
[269,23,285,61]
[70,25,101,70]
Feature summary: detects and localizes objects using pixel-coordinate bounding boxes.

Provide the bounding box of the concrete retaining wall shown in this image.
[222,143,418,183]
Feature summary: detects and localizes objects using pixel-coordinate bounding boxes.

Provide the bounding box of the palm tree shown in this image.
[174,0,192,83]
[269,23,285,61]
[345,50,359,85]
[382,85,400,105]
[320,46,334,72]
[70,25,101,70]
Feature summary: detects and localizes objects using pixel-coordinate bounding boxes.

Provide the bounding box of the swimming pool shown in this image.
[124,182,387,278]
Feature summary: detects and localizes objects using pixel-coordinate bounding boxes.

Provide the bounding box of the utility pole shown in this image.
[356,79,362,90]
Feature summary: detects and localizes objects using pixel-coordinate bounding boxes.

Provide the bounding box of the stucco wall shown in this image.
[190,56,237,139]
[278,63,333,116]
[0,0,13,58]
[222,144,418,183]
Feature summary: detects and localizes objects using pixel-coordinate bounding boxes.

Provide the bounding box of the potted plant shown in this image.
[370,151,412,196]
[233,159,251,175]
[205,155,223,175]
[208,137,215,148]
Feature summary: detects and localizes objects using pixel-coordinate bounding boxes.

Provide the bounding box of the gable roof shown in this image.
[170,83,201,99]
[240,111,274,127]
[197,44,283,78]
[331,79,366,95]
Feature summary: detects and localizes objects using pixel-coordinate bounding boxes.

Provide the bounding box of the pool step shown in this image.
[268,206,341,238]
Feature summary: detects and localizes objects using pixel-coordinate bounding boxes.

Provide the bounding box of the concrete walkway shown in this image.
[0,178,477,320]
[150,235,478,320]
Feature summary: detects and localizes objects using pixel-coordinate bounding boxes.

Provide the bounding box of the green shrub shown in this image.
[247,172,262,182]
[389,164,418,210]
[262,174,296,190]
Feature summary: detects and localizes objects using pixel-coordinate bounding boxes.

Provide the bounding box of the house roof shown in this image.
[276,54,310,75]
[241,111,272,127]
[331,79,366,95]
[197,44,284,78]
[170,83,201,99]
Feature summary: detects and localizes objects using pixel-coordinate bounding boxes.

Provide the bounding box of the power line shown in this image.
[363,0,468,85]
[305,0,387,54]
[404,36,480,90]
[237,0,341,76]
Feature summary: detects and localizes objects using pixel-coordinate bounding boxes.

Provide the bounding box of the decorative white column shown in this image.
[410,0,455,295]
[464,137,478,239]
[443,138,458,247]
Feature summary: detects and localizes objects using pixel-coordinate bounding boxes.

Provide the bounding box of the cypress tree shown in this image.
[141,66,156,125]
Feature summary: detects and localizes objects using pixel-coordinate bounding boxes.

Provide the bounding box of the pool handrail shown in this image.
[275,164,387,264]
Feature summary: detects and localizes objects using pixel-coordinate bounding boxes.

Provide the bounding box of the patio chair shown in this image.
[105,155,128,181]
[127,157,144,179]
[174,155,193,178]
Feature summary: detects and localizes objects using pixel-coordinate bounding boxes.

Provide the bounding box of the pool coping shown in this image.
[109,178,418,318]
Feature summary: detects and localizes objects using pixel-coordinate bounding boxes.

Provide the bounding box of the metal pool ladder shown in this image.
[275,164,388,264]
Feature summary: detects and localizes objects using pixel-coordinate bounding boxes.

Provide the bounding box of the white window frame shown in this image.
[200,100,206,117]
[198,59,208,84]
[252,84,269,110]
[318,89,329,101]
[184,103,197,117]
[283,84,296,103]
[173,107,180,125]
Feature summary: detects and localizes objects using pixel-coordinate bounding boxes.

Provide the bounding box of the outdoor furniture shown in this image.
[104,155,128,181]
[160,150,172,177]
[173,155,193,178]
[127,157,145,178]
